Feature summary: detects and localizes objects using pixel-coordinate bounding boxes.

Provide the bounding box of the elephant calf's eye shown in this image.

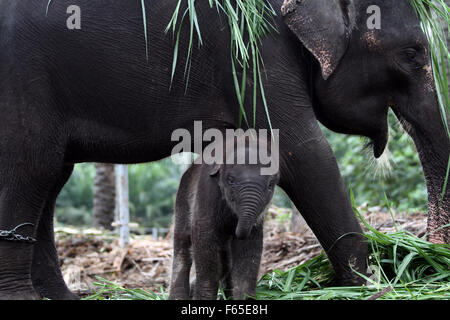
[227,176,235,185]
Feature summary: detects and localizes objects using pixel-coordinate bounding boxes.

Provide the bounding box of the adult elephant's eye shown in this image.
[398,47,424,70]
[227,176,235,185]
[403,48,417,61]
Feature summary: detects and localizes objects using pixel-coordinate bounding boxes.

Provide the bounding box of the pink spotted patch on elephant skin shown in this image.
[423,64,435,93]
[316,47,333,79]
[281,0,296,15]
[362,30,382,51]
[427,201,450,244]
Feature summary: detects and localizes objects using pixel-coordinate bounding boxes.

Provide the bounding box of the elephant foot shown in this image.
[0,289,41,300]
[168,293,190,300]
[34,283,80,300]
[332,275,366,287]
[39,290,80,300]
[52,291,80,300]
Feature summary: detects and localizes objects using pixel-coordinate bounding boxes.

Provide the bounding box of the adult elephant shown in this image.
[0,0,448,299]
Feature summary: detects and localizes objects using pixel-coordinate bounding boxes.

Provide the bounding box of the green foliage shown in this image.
[55,206,92,226]
[56,160,184,228]
[128,159,183,228]
[85,277,167,300]
[57,164,95,210]
[273,187,291,208]
[55,164,94,226]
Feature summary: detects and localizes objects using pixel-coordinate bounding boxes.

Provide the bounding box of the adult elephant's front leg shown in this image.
[278,126,368,285]
[31,164,79,300]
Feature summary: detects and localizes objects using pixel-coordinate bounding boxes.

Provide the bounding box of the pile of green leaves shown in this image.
[255,195,450,300]
[85,278,167,300]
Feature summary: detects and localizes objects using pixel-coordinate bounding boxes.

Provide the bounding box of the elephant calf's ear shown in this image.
[282,0,355,80]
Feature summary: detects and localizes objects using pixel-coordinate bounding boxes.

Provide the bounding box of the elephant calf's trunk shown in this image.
[236,211,259,239]
[235,193,262,239]
[235,220,253,239]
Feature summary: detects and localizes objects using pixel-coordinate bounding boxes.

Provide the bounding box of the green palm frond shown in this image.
[166,0,277,129]
[46,0,52,16]
[141,0,149,61]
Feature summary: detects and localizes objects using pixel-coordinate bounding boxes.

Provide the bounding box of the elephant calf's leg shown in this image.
[219,245,233,300]
[31,165,79,300]
[230,226,264,300]
[192,237,222,300]
[169,232,193,300]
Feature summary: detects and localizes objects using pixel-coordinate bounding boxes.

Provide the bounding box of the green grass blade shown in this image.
[140,0,149,61]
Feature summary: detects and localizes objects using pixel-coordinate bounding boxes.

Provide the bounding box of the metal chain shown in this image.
[0,223,37,244]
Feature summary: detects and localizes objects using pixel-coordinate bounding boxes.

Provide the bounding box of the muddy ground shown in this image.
[56,206,427,297]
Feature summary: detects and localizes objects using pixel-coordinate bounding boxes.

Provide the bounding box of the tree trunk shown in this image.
[93,163,116,230]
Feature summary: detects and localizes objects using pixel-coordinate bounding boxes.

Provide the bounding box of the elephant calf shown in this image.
[169,138,279,300]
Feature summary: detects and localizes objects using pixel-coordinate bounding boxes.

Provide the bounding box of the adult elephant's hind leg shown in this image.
[279,131,368,286]
[0,147,65,299]
[31,164,79,300]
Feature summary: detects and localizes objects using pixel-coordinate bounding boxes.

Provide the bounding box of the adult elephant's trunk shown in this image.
[415,120,450,244]
[393,92,450,244]
[235,186,264,239]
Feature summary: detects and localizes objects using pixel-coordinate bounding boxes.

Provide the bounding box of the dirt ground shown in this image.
[56,206,427,297]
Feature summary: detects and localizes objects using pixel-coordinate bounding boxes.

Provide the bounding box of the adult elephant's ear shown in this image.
[282,0,355,80]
